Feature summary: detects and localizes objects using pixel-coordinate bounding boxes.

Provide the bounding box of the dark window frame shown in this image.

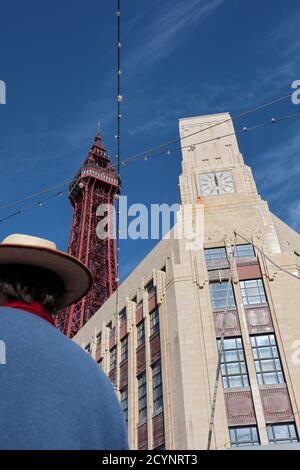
[119,308,127,324]
[150,308,160,336]
[240,279,267,306]
[204,247,227,262]
[218,337,249,389]
[152,361,163,413]
[209,281,236,311]
[96,332,101,350]
[120,386,128,424]
[137,320,145,348]
[110,346,117,372]
[230,426,260,447]
[234,244,256,258]
[267,422,298,444]
[251,334,285,386]
[138,371,147,423]
[121,336,128,363]
[145,279,156,297]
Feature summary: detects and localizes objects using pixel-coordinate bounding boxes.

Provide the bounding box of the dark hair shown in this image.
[0,264,65,314]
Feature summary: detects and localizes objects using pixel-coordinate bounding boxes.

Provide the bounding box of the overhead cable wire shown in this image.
[117,111,300,166]
[114,0,122,353]
[0,181,69,212]
[113,91,295,165]
[1,95,298,214]
[1,111,300,224]
[0,191,64,223]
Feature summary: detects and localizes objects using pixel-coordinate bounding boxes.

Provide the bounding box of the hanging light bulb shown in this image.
[117,95,123,103]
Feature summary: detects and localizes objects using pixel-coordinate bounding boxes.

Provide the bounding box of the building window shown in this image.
[97,358,103,369]
[250,334,285,385]
[96,332,101,350]
[138,372,147,423]
[110,346,117,372]
[119,308,126,324]
[152,361,163,413]
[234,244,255,258]
[218,337,249,388]
[204,247,227,261]
[85,343,91,354]
[209,281,236,311]
[267,423,298,444]
[137,320,145,348]
[121,336,128,362]
[120,387,128,424]
[240,279,267,305]
[146,279,156,297]
[229,426,260,447]
[150,308,160,336]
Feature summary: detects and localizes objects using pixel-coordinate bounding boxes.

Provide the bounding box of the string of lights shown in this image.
[1,91,298,215]
[114,0,122,341]
[0,180,69,212]
[117,111,300,167]
[0,110,300,225]
[112,91,295,165]
[0,190,64,223]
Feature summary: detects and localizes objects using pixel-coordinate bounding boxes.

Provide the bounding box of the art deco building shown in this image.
[73,113,300,450]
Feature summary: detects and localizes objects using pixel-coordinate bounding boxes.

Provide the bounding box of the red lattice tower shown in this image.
[56,133,120,337]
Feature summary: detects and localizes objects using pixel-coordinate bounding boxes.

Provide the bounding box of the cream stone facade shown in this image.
[73,113,300,450]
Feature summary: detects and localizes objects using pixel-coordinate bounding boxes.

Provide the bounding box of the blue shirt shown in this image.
[0,307,128,450]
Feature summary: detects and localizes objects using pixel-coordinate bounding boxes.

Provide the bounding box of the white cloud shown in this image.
[125,0,224,73]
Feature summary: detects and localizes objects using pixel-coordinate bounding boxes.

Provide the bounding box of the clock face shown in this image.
[199,171,235,196]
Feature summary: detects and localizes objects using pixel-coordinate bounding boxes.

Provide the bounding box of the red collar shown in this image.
[2,301,56,327]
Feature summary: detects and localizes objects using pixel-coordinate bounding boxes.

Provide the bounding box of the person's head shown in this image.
[0,233,93,314]
[0,264,65,315]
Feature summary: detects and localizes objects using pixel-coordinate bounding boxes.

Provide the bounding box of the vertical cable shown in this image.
[114,0,122,371]
[207,235,237,449]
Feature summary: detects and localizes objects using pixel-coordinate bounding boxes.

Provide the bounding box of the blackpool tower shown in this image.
[56,133,120,337]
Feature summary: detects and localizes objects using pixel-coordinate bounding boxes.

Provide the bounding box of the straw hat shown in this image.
[0,234,93,308]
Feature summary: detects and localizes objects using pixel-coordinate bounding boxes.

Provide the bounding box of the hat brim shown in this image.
[0,244,93,309]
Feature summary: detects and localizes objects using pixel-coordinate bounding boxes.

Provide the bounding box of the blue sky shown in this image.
[0,0,299,279]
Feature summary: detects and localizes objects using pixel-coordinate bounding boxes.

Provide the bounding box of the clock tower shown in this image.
[178,113,281,255]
